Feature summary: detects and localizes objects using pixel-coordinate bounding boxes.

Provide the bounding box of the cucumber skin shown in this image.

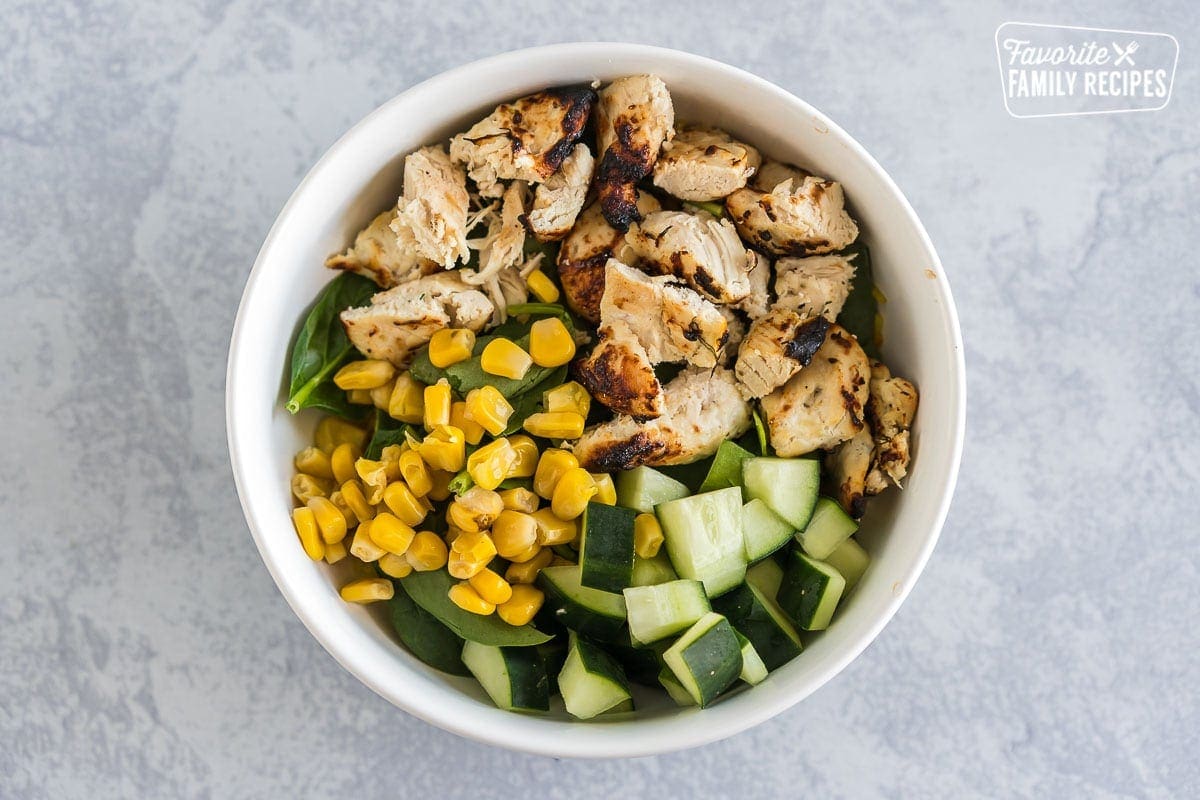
[537,568,628,642]
[676,617,743,707]
[712,583,803,671]
[606,638,667,686]
[574,636,632,692]
[580,502,637,593]
[461,642,551,712]
[777,551,845,631]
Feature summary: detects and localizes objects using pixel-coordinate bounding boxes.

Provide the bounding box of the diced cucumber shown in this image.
[606,698,635,714]
[461,641,550,712]
[538,565,627,641]
[658,667,696,706]
[558,635,632,719]
[797,497,859,559]
[823,537,870,592]
[657,487,747,597]
[605,634,668,686]
[735,631,769,685]
[579,501,636,592]
[745,557,785,599]
[662,612,743,707]
[711,579,803,670]
[697,440,754,494]
[741,498,795,563]
[742,457,820,530]
[777,551,846,631]
[615,466,690,513]
[631,551,678,586]
[623,580,711,645]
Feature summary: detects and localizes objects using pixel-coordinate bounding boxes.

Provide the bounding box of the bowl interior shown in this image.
[228,43,963,757]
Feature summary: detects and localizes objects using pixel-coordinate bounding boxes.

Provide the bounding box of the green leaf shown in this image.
[400,570,554,646]
[687,200,726,218]
[447,469,475,496]
[502,365,568,435]
[837,244,881,360]
[286,273,378,415]
[364,410,415,460]
[698,440,755,494]
[752,408,770,455]
[389,582,470,675]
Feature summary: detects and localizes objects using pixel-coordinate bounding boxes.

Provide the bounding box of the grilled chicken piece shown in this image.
[760,324,870,456]
[573,367,751,471]
[528,144,594,241]
[733,250,772,319]
[750,160,804,192]
[774,254,856,321]
[652,125,761,201]
[325,210,439,288]
[624,210,753,304]
[825,426,875,519]
[573,319,664,420]
[557,194,661,324]
[725,160,858,256]
[734,309,831,399]
[865,361,918,488]
[449,87,595,197]
[477,181,527,279]
[594,75,675,229]
[600,260,727,367]
[390,146,471,269]
[718,307,747,358]
[340,273,493,366]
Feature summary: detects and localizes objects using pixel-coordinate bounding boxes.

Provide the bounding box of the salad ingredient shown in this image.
[651,125,761,202]
[349,522,386,562]
[382,481,427,526]
[825,426,874,518]
[339,578,395,604]
[492,510,539,558]
[742,457,820,530]
[496,584,546,626]
[615,466,690,513]
[632,513,664,558]
[505,435,539,477]
[461,641,552,712]
[725,161,858,256]
[522,411,584,439]
[832,245,879,357]
[387,372,426,423]
[403,569,553,646]
[314,415,369,453]
[390,145,471,267]
[662,612,742,707]
[480,337,533,380]
[293,446,334,479]
[405,531,449,571]
[533,449,579,498]
[286,272,378,416]
[625,210,753,303]
[367,513,416,555]
[291,507,324,560]
[591,473,617,505]
[423,379,452,429]
[774,253,857,322]
[734,310,830,399]
[735,632,769,685]
[578,501,636,592]
[389,587,469,675]
[697,440,755,494]
[525,269,560,303]
[777,551,846,631]
[740,498,795,563]
[865,362,918,486]
[528,317,576,367]
[530,507,576,546]
[417,425,466,472]
[550,468,598,520]
[505,548,553,585]
[711,576,803,671]
[821,538,870,592]
[537,564,628,641]
[624,580,710,644]
[558,635,632,719]
[466,438,518,490]
[795,497,858,560]
[307,496,349,544]
[657,487,746,597]
[325,209,436,288]
[573,321,663,419]
[529,143,595,241]
[333,359,395,390]
[468,568,514,606]
[595,74,675,229]
[397,450,432,496]
[378,552,411,577]
[428,328,476,368]
[658,668,695,706]
[631,551,677,586]
[464,385,514,436]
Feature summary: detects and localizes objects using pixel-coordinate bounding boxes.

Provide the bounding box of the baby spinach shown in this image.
[364,410,415,460]
[837,244,881,360]
[502,365,567,435]
[389,583,470,676]
[400,570,553,647]
[285,273,377,416]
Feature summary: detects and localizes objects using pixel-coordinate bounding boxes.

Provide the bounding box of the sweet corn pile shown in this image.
[290,328,605,628]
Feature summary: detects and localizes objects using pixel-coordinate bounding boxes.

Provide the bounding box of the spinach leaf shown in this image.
[286,273,377,415]
[389,582,470,676]
[752,408,770,455]
[410,332,554,398]
[502,365,568,435]
[505,302,575,329]
[837,244,881,360]
[400,570,553,646]
[364,410,415,460]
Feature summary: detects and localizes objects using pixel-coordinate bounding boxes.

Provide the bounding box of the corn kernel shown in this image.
[549,555,575,567]
[543,381,591,418]
[323,539,347,564]
[334,359,396,390]
[291,473,330,505]
[505,547,553,584]
[428,328,476,368]
[368,512,416,555]
[378,552,412,578]
[448,551,489,580]
[397,450,432,497]
[526,269,560,303]
[448,582,495,615]
[443,525,466,547]
[634,513,664,558]
[330,442,360,485]
[466,438,518,491]
[354,458,388,504]
[552,468,597,520]
[423,378,452,431]
[380,444,404,482]
[340,578,395,604]
[347,388,373,405]
[506,434,539,478]
[292,507,324,560]
[509,542,543,563]
[491,510,539,558]
[531,507,577,546]
[328,490,358,527]
[349,520,386,562]
[314,416,368,454]
[469,568,513,605]
[447,486,504,532]
[480,337,533,380]
[307,496,348,544]
[339,480,376,523]
[533,448,579,499]
[450,400,486,445]
[387,372,425,423]
[499,486,539,513]
[428,469,453,502]
[417,425,465,472]
[524,412,585,440]
[529,317,576,368]
[405,531,449,571]
[591,473,617,505]
[464,386,514,437]
[294,447,334,479]
[382,481,427,526]
[497,584,545,626]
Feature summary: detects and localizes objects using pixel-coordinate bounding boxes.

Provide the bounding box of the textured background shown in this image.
[2,1,1197,797]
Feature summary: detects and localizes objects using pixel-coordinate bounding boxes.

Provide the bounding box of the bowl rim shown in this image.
[226,41,965,758]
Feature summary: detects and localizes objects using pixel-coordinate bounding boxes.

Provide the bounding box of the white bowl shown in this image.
[227,43,965,758]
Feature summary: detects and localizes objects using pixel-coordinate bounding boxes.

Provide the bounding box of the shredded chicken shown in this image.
[652,125,761,201]
[469,181,527,283]
[774,253,856,321]
[726,160,858,256]
[734,309,831,399]
[390,146,471,268]
[594,75,675,229]
[624,210,753,304]
[528,144,594,241]
[325,209,439,288]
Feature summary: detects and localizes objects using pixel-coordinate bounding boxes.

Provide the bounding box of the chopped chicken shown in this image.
[557,194,661,324]
[449,87,595,197]
[652,125,761,201]
[528,144,594,241]
[718,307,747,358]
[825,427,874,519]
[572,318,664,419]
[572,367,751,471]
[599,260,727,367]
[774,254,856,321]
[390,146,471,268]
[760,324,870,456]
[624,210,753,304]
[865,361,918,488]
[473,181,527,281]
[725,160,858,256]
[325,210,439,288]
[734,250,772,319]
[594,75,675,229]
[734,309,831,399]
[339,273,493,366]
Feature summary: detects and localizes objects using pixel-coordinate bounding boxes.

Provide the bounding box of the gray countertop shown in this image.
[2,1,1197,797]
